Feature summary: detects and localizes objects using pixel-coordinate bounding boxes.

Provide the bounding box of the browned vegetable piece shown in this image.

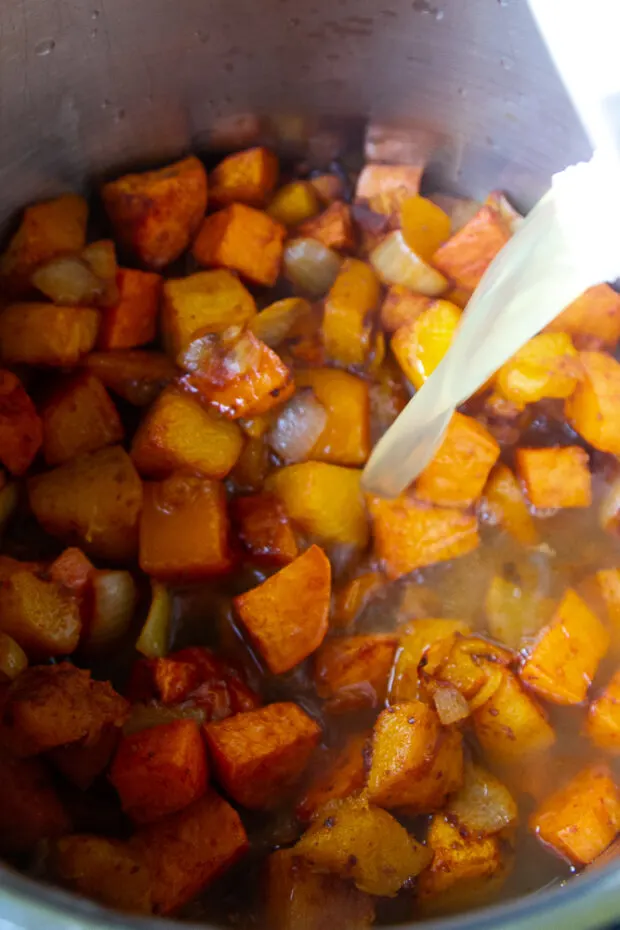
[294,368,371,467]
[380,286,431,333]
[296,732,369,822]
[210,147,279,208]
[53,835,152,914]
[204,702,321,809]
[232,492,298,566]
[565,351,620,455]
[314,634,399,714]
[28,445,143,561]
[268,181,320,227]
[97,267,162,349]
[332,572,385,632]
[49,725,120,790]
[481,463,539,546]
[298,201,356,251]
[0,369,42,475]
[83,350,176,406]
[355,163,423,217]
[102,155,207,269]
[193,203,286,287]
[431,204,511,292]
[547,284,620,349]
[473,667,555,762]
[323,259,381,367]
[390,618,471,703]
[0,754,71,854]
[586,669,620,752]
[516,446,592,509]
[0,570,81,657]
[0,303,99,366]
[41,372,124,466]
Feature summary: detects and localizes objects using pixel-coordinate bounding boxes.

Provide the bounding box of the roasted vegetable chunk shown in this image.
[516,446,592,510]
[0,303,99,366]
[355,163,423,217]
[49,725,120,790]
[210,146,278,208]
[0,754,71,854]
[83,349,176,406]
[332,572,385,632]
[97,267,162,349]
[41,372,124,466]
[314,634,398,714]
[0,570,81,657]
[323,259,380,367]
[565,351,620,455]
[232,492,298,566]
[493,333,580,409]
[193,203,286,287]
[473,667,555,762]
[481,463,539,546]
[547,284,620,349]
[431,204,511,292]
[268,180,320,227]
[53,835,152,914]
[0,369,42,475]
[298,201,355,251]
[390,618,471,703]
[294,368,370,466]
[586,669,620,752]
[296,732,369,822]
[391,300,461,389]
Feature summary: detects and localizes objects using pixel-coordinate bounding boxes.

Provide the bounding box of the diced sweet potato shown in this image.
[368,494,480,580]
[586,670,620,752]
[41,372,124,466]
[332,572,385,632]
[265,849,375,930]
[110,719,208,823]
[140,475,232,580]
[414,412,499,508]
[210,147,278,208]
[53,835,152,914]
[234,545,330,674]
[516,446,592,510]
[102,156,207,269]
[268,181,320,227]
[322,259,381,367]
[391,299,461,389]
[232,492,298,566]
[521,589,610,705]
[401,195,451,261]
[162,269,256,358]
[294,795,431,896]
[0,571,81,658]
[390,619,471,702]
[431,204,511,292]
[314,634,398,714]
[0,369,42,475]
[418,815,504,907]
[204,702,320,809]
[0,303,99,366]
[565,351,620,454]
[49,725,119,790]
[530,765,620,865]
[447,762,518,835]
[135,790,248,915]
[547,284,620,349]
[266,463,369,548]
[355,164,423,218]
[494,333,580,409]
[481,463,539,546]
[473,667,555,761]
[296,732,369,822]
[0,193,88,297]
[298,201,355,251]
[380,286,431,333]
[130,387,243,479]
[294,368,370,466]
[1,663,128,756]
[193,203,286,287]
[83,349,176,406]
[0,754,71,854]
[28,445,143,561]
[97,267,162,349]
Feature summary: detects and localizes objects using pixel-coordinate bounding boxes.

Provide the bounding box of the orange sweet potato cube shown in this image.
[97,267,162,349]
[0,303,99,366]
[481,463,539,546]
[494,333,581,409]
[209,147,279,208]
[49,725,119,790]
[204,702,321,809]
[314,634,399,714]
[41,372,124,466]
[473,668,555,762]
[432,204,511,292]
[565,351,620,455]
[0,193,88,298]
[586,669,620,752]
[131,387,243,478]
[298,201,356,251]
[140,475,232,580]
[234,545,330,674]
[414,412,499,508]
[0,755,71,855]
[231,492,298,566]
[332,573,385,632]
[368,494,480,580]
[530,765,620,865]
[547,284,620,349]
[323,259,381,367]
[295,368,370,466]
[265,849,374,930]
[296,732,369,822]
[390,619,471,703]
[516,446,592,509]
[380,286,431,333]
[83,349,176,406]
[0,370,42,475]
[135,790,248,915]
[102,156,208,270]
[53,835,152,914]
[193,203,286,287]
[521,589,609,705]
[391,299,461,389]
[0,571,82,658]
[110,719,208,823]
[355,164,423,217]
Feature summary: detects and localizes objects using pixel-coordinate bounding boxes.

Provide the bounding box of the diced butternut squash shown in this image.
[391,300,461,389]
[231,492,298,566]
[447,762,518,835]
[193,203,286,287]
[547,284,620,349]
[135,790,248,915]
[368,494,480,580]
[0,755,71,854]
[0,193,88,298]
[140,475,232,580]
[268,181,320,227]
[314,634,398,714]
[41,373,124,466]
[565,351,620,455]
[293,795,431,897]
[0,370,42,475]
[521,589,610,705]
[266,463,369,548]
[0,303,99,366]
[390,618,471,703]
[401,195,451,261]
[323,259,381,367]
[102,156,207,269]
[473,667,555,761]
[414,412,499,508]
[298,201,355,251]
[1,662,128,756]
[209,147,279,208]
[380,286,431,333]
[355,164,423,218]
[586,670,620,752]
[28,445,143,561]
[234,545,330,674]
[49,725,119,790]
[516,446,592,510]
[295,368,370,466]
[83,350,176,406]
[110,719,208,823]
[130,387,243,478]
[53,835,152,914]
[296,732,369,822]
[0,571,82,658]
[162,270,256,358]
[494,333,580,409]
[530,765,620,865]
[481,463,539,546]
[432,204,511,292]
[204,702,320,809]
[97,267,162,349]
[332,572,385,632]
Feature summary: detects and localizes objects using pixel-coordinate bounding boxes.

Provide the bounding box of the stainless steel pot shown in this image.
[0,0,614,927]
